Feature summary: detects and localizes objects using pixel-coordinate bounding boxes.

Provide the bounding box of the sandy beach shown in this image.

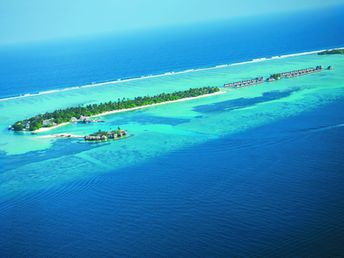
[33,122,70,133]
[33,90,225,133]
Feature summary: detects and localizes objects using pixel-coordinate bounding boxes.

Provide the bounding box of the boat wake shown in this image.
[295,123,344,134]
[308,123,344,133]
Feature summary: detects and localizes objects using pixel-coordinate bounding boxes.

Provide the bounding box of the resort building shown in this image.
[79,115,92,123]
[84,129,127,141]
[70,117,78,123]
[42,119,55,127]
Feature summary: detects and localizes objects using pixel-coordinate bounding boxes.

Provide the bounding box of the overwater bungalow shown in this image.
[84,128,127,141]
[267,66,324,82]
[224,77,264,88]
[223,65,330,89]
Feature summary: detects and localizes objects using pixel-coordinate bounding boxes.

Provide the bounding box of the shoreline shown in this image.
[33,122,70,133]
[32,90,225,133]
[1,47,342,103]
[92,90,224,118]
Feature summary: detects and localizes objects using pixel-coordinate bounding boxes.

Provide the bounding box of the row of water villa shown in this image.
[224,77,264,88]
[266,65,325,82]
[84,128,127,141]
[224,65,333,88]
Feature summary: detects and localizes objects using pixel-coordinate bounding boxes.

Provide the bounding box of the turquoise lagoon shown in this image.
[1,53,343,197]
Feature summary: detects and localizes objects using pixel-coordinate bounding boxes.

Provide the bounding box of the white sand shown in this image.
[33,122,70,133]
[92,90,225,118]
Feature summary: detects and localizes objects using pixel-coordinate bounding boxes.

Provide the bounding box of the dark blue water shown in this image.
[0,5,343,98]
[1,5,344,257]
[1,97,344,257]
[194,88,300,113]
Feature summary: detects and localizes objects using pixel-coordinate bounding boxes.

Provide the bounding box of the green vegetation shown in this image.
[318,49,344,55]
[89,128,123,137]
[11,86,220,131]
[89,130,113,137]
[270,73,281,80]
[12,122,24,131]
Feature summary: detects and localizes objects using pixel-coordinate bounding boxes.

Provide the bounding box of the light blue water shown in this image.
[1,5,344,257]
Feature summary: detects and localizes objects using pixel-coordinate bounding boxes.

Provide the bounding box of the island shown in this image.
[10,86,221,132]
[318,49,344,55]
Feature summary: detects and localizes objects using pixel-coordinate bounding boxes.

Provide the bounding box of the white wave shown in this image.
[0,47,341,103]
[252,57,267,62]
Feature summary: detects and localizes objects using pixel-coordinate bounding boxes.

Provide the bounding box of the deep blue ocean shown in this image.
[2,96,344,257]
[0,6,343,98]
[1,5,344,257]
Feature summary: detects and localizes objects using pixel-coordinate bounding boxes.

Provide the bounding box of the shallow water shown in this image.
[1,53,344,194]
[1,52,344,256]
